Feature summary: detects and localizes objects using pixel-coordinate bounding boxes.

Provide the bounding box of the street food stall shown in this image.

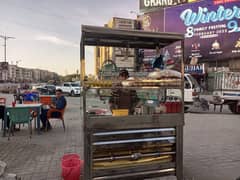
[80,25,185,180]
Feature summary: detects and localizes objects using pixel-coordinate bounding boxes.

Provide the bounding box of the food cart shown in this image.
[80,25,185,180]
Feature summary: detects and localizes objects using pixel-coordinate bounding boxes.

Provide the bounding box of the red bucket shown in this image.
[61,154,82,180]
[62,154,80,161]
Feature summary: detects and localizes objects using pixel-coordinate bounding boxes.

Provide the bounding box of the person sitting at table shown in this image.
[0,99,11,130]
[40,89,67,130]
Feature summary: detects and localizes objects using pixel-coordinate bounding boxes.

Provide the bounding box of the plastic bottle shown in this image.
[172,97,177,113]
[165,97,171,113]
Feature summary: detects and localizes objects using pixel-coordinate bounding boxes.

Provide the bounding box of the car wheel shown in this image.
[71,90,75,96]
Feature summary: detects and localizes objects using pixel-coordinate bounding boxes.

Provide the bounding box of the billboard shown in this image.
[139,0,188,12]
[142,0,240,62]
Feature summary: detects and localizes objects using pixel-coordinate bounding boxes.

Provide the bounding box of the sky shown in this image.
[0,0,138,75]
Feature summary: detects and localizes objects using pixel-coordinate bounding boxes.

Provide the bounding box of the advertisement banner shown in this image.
[165,0,240,61]
[213,0,239,5]
[143,0,240,62]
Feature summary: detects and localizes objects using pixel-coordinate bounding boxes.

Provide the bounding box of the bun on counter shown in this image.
[148,70,181,79]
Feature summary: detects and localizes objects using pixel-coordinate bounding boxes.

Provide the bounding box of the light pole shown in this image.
[0,35,15,62]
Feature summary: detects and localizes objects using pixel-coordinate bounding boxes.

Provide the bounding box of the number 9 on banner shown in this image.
[228,20,240,33]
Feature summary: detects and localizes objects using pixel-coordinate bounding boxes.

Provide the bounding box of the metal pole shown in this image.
[0,35,15,62]
[80,41,85,81]
[4,37,6,62]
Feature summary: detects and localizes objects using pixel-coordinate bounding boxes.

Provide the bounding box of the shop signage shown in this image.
[115,56,135,68]
[113,18,135,30]
[139,0,188,12]
[184,64,205,74]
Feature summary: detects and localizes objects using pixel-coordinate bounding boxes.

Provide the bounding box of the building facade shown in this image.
[0,61,59,83]
[95,17,138,76]
[32,69,41,82]
[8,65,17,82]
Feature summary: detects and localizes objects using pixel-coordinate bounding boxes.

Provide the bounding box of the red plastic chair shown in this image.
[39,96,52,105]
[46,104,67,132]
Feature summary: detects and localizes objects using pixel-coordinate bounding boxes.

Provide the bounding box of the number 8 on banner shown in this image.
[185,27,194,38]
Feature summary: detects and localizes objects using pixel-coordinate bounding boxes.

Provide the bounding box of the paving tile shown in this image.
[1,96,240,180]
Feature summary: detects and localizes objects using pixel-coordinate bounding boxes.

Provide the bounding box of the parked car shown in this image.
[44,85,56,95]
[56,82,82,96]
[166,73,200,110]
[184,73,201,104]
[35,84,56,95]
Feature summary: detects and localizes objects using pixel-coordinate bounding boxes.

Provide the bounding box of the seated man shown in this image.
[0,105,6,128]
[0,100,10,129]
[40,89,66,130]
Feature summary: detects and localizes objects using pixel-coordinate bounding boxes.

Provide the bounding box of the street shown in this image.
[0,94,240,179]
[184,113,240,180]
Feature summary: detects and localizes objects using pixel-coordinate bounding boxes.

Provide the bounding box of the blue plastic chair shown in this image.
[7,108,33,140]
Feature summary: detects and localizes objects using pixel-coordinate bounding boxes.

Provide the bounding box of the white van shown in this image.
[56,82,82,96]
[167,74,200,107]
[184,73,200,104]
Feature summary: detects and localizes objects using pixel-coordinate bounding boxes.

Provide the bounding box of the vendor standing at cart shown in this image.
[109,69,138,115]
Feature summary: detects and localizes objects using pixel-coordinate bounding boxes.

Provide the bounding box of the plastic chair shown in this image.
[0,98,6,131]
[0,98,6,105]
[39,96,52,105]
[23,92,39,102]
[47,104,67,132]
[7,108,33,140]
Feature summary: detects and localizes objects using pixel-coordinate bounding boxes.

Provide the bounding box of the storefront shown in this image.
[184,64,206,86]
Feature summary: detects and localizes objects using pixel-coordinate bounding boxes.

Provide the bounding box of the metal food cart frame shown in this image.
[80,25,185,180]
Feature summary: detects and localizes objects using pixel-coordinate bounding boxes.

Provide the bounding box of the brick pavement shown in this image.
[0,96,83,180]
[184,113,240,180]
[0,94,239,180]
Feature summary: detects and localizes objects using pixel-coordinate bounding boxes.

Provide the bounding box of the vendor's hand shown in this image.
[50,104,56,109]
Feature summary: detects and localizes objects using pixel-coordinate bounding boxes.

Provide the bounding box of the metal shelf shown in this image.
[84,86,182,90]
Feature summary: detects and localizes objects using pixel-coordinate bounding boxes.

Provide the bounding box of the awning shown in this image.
[81,25,184,49]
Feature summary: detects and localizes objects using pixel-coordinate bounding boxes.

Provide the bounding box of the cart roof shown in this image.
[81,25,184,49]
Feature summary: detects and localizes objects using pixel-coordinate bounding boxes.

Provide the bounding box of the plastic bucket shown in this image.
[61,154,81,180]
[62,154,80,161]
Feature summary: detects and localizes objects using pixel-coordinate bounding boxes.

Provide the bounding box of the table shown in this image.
[2,104,42,137]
